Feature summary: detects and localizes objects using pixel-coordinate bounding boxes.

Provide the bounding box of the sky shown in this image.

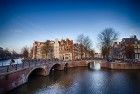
[0,0,140,53]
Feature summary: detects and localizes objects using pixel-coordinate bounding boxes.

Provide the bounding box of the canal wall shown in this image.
[100,62,140,69]
[69,60,89,67]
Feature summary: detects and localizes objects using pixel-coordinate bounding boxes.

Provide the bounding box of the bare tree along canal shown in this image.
[8,66,140,94]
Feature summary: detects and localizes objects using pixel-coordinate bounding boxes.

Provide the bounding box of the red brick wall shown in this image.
[0,69,30,94]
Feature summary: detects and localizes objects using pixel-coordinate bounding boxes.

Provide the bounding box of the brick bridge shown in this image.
[0,59,96,94]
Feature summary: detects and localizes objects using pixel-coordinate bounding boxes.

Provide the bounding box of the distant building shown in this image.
[110,42,123,59]
[94,53,103,58]
[32,38,94,61]
[53,39,60,59]
[59,39,74,61]
[134,40,140,60]
[32,41,45,59]
[111,35,140,60]
[32,40,60,59]
[73,43,81,60]
[32,39,73,61]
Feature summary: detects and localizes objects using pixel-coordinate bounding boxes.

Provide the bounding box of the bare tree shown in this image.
[0,48,11,60]
[89,49,95,58]
[41,40,54,59]
[77,34,85,59]
[41,41,49,59]
[29,47,33,59]
[77,34,92,59]
[11,50,18,59]
[98,28,118,59]
[77,34,85,44]
[22,46,29,59]
[84,36,92,50]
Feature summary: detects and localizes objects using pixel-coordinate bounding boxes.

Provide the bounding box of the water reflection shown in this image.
[89,60,101,70]
[8,67,140,94]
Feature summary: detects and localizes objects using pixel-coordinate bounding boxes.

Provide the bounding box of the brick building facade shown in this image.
[32,38,94,61]
[110,35,140,60]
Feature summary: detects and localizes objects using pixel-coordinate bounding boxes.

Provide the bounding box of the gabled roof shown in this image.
[122,37,138,44]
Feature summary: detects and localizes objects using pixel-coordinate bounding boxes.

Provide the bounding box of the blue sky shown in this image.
[0,0,140,53]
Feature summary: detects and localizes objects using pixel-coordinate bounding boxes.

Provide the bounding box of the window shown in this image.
[135,41,137,44]
[65,57,69,59]
[138,45,140,48]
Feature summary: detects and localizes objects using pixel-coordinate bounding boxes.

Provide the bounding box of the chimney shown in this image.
[134,35,137,39]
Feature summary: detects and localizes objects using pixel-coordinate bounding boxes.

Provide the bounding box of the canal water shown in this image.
[8,67,140,94]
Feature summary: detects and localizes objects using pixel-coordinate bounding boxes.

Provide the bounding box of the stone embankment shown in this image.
[100,61,140,69]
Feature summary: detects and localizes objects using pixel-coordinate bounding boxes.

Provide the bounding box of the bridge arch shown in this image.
[49,63,64,74]
[26,67,47,81]
[64,63,69,70]
[64,63,69,68]
[88,61,101,70]
[50,64,61,71]
[88,63,91,68]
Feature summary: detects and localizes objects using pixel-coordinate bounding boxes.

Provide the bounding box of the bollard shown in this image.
[22,62,24,68]
[2,62,3,66]
[7,65,9,72]
[35,61,36,66]
[29,62,30,67]
[15,61,18,70]
[15,64,17,70]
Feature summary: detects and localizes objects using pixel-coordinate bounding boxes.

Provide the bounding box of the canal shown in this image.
[8,67,140,94]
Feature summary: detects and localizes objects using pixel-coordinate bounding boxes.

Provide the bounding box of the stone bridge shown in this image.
[0,59,93,94]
